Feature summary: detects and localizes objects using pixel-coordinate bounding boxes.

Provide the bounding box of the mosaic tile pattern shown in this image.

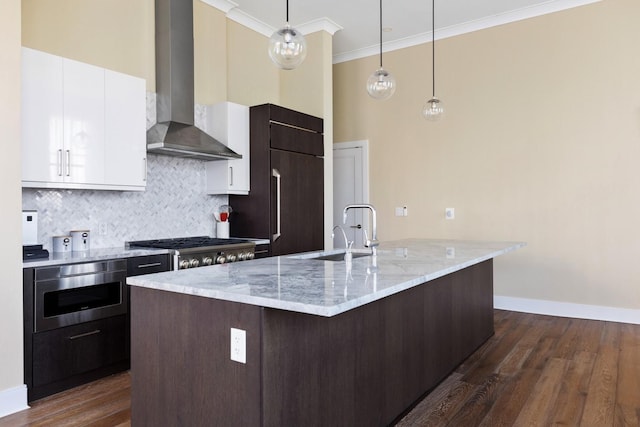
[21,94,229,250]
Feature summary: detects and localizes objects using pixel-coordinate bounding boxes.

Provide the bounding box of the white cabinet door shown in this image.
[21,48,146,191]
[104,69,146,188]
[206,102,250,195]
[62,58,105,185]
[21,48,64,183]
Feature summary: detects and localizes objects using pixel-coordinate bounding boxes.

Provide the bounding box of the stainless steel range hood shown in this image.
[147,0,241,161]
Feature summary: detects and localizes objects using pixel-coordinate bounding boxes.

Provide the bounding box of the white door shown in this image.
[333,141,369,249]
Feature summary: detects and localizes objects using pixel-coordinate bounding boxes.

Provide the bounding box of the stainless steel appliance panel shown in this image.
[34,260,127,332]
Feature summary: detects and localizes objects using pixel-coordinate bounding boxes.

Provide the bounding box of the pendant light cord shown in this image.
[286,0,289,23]
[379,0,383,68]
[431,0,435,97]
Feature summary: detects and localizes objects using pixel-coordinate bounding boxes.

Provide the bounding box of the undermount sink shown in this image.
[308,251,372,261]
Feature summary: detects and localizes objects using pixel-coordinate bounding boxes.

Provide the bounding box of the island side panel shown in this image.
[130,286,263,427]
[260,260,495,426]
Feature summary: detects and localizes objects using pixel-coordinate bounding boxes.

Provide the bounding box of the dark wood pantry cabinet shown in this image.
[230,104,324,256]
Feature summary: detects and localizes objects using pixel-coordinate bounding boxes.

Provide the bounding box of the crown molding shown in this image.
[201,0,342,38]
[199,0,238,14]
[333,0,601,63]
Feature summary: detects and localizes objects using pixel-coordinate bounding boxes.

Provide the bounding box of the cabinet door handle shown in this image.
[138,262,162,269]
[272,168,281,242]
[69,329,101,340]
[65,150,71,177]
[143,157,147,182]
[229,166,234,187]
[57,149,63,176]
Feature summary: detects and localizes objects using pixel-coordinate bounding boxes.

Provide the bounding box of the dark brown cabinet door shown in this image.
[270,150,324,256]
[230,104,324,256]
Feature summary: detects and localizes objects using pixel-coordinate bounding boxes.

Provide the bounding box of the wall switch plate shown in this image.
[230,327,246,364]
[403,206,408,216]
[445,208,455,220]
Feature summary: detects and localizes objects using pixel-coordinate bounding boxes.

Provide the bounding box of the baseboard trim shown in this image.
[494,295,640,325]
[0,384,29,418]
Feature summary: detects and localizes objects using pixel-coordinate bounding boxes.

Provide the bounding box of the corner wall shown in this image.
[333,0,640,315]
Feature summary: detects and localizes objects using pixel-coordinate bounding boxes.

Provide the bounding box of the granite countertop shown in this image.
[127,238,525,317]
[22,247,171,268]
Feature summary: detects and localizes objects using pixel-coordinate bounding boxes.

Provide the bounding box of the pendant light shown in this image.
[366,0,396,100]
[268,0,307,70]
[422,0,444,120]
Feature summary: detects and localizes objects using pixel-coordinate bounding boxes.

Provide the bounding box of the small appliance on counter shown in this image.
[22,210,50,260]
[71,229,90,252]
[22,210,38,245]
[23,244,49,260]
[52,235,72,253]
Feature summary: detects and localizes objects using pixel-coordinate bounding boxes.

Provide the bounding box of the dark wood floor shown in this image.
[1,310,639,427]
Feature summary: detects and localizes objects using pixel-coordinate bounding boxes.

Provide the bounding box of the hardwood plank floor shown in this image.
[1,310,639,427]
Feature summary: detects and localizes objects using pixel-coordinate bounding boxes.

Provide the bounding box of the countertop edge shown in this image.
[128,240,526,317]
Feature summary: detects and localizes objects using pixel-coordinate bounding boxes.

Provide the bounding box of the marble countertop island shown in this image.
[127,238,525,317]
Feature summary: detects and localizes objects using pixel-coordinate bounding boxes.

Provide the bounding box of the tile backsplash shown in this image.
[21,94,230,250]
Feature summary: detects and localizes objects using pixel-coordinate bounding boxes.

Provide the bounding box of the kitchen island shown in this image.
[128,239,524,426]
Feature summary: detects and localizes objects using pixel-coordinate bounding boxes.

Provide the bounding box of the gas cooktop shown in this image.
[126,236,251,250]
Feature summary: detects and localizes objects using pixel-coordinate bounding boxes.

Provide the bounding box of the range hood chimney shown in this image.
[147,0,241,161]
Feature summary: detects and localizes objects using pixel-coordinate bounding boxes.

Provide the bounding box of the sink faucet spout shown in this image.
[342,204,379,254]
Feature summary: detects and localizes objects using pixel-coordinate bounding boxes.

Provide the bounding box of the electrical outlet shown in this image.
[395,207,404,217]
[446,247,456,259]
[445,208,455,220]
[98,223,108,235]
[230,328,246,364]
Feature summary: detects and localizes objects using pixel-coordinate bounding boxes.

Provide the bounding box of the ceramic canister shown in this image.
[216,221,230,238]
[71,230,90,252]
[52,235,72,253]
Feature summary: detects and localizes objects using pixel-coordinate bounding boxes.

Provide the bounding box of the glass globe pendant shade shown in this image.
[268,24,307,70]
[422,97,445,121]
[367,67,396,100]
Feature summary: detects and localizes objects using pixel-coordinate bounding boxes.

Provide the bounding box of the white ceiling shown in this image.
[203,0,599,63]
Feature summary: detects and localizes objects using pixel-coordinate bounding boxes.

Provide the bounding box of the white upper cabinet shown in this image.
[21,48,64,183]
[104,69,146,187]
[62,57,106,185]
[206,102,250,195]
[21,47,146,191]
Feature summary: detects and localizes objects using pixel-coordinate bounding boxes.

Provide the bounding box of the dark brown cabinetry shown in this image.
[126,254,170,276]
[230,104,324,256]
[131,260,494,426]
[23,253,170,402]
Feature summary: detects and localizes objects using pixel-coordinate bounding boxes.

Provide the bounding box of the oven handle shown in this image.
[272,168,281,242]
[69,329,101,340]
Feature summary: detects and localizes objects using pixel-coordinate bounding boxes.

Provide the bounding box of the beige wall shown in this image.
[21,0,155,91]
[0,0,25,394]
[226,21,280,106]
[194,1,228,104]
[334,0,640,310]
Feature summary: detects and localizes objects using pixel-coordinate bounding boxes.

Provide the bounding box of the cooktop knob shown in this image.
[202,256,213,266]
[237,252,247,261]
[227,253,237,262]
[216,255,227,264]
[189,258,200,268]
[246,252,255,260]
[179,259,190,269]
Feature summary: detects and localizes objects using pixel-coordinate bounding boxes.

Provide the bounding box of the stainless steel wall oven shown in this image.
[33,260,127,333]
